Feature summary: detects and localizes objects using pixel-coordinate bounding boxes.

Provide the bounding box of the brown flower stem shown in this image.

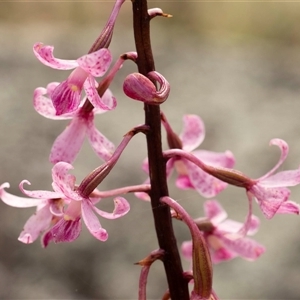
[131,1,189,299]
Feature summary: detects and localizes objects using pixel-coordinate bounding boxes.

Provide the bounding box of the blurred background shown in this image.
[1,1,300,299]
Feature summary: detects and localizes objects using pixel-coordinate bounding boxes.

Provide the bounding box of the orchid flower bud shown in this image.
[123,71,170,104]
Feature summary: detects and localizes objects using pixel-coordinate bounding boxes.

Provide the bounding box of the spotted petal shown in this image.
[77,49,112,77]
[18,204,53,244]
[19,180,61,200]
[204,200,227,225]
[33,42,78,70]
[180,115,205,152]
[0,182,45,207]
[183,160,228,198]
[86,121,115,162]
[92,197,130,219]
[81,199,108,241]
[50,117,87,164]
[33,83,73,120]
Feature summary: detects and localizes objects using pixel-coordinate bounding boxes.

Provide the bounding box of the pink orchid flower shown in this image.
[172,115,235,197]
[181,200,265,264]
[0,162,130,247]
[247,139,300,219]
[33,42,113,115]
[34,82,115,164]
[136,115,235,200]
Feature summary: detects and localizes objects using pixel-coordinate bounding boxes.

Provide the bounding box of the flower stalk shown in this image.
[132,0,189,299]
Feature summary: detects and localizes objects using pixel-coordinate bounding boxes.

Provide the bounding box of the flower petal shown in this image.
[18,204,53,244]
[260,169,300,187]
[258,139,289,181]
[92,197,130,219]
[77,48,112,77]
[192,150,235,168]
[176,174,194,190]
[0,182,45,207]
[204,200,227,225]
[51,162,81,200]
[50,116,87,164]
[218,234,265,261]
[250,185,290,219]
[42,217,82,247]
[86,121,115,162]
[51,79,81,115]
[180,115,205,152]
[93,89,116,114]
[184,160,228,198]
[84,76,117,110]
[33,42,78,70]
[19,180,60,199]
[277,200,300,215]
[81,199,108,241]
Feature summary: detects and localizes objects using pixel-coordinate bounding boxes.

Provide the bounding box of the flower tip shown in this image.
[18,232,34,244]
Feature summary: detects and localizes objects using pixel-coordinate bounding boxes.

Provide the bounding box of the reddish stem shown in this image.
[132,1,189,299]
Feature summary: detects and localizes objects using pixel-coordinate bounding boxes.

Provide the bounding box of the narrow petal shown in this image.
[77,48,112,77]
[51,162,81,200]
[34,86,64,120]
[18,204,53,244]
[93,89,116,114]
[0,182,45,207]
[250,185,290,219]
[204,200,227,225]
[92,197,130,219]
[184,160,228,198]
[180,115,205,152]
[81,199,108,241]
[86,121,115,162]
[218,234,265,261]
[84,76,117,110]
[33,42,78,70]
[258,139,289,181]
[42,217,82,247]
[192,150,235,168]
[50,117,87,164]
[277,200,300,215]
[19,180,60,199]
[260,169,300,187]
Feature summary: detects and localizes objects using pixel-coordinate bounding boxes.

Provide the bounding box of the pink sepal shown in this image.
[276,200,300,214]
[33,42,78,70]
[259,169,300,187]
[0,182,44,207]
[250,185,290,219]
[33,83,75,120]
[81,200,108,241]
[92,197,130,219]
[18,204,52,244]
[180,115,205,153]
[86,119,115,162]
[50,117,87,164]
[258,139,289,181]
[183,160,228,198]
[84,76,117,110]
[19,180,60,200]
[77,48,112,77]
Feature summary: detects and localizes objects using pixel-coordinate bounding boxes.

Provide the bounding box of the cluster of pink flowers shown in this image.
[1,0,300,298]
